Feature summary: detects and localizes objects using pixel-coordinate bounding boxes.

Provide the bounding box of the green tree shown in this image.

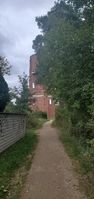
[0,56,11,75]
[32,35,43,54]
[11,73,30,113]
[33,0,94,138]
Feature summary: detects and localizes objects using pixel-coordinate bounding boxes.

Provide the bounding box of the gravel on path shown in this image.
[20,121,87,199]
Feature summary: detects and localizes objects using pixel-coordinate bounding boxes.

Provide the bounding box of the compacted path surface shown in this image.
[20,122,87,199]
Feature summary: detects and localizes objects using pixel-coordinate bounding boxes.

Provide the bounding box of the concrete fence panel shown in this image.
[0,113,26,153]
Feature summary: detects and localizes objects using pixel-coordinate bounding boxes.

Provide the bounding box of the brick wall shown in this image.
[0,113,26,153]
[29,54,55,119]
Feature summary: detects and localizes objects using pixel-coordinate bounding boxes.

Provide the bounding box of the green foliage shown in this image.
[33,35,43,53]
[55,106,94,172]
[0,129,38,199]
[10,73,30,113]
[56,106,70,122]
[4,101,16,113]
[60,125,94,173]
[27,112,39,129]
[0,56,11,75]
[33,0,94,139]
[32,111,47,119]
[55,106,94,199]
[27,111,47,129]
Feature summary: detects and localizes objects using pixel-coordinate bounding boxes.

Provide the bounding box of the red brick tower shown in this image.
[29,54,55,119]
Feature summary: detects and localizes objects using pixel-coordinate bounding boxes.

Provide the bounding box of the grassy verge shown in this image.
[0,129,38,199]
[35,118,47,129]
[54,121,94,199]
[26,112,47,130]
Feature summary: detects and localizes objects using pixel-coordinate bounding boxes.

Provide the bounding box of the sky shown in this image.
[0,0,55,87]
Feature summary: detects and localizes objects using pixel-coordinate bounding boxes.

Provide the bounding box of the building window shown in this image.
[49,99,52,105]
[32,83,35,89]
[32,71,36,75]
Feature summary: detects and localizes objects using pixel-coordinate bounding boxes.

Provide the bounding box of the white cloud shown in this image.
[0,0,55,87]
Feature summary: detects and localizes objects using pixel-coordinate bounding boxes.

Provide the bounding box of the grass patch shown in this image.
[0,129,38,199]
[59,127,94,173]
[26,112,47,130]
[55,121,94,199]
[59,129,81,159]
[36,118,47,129]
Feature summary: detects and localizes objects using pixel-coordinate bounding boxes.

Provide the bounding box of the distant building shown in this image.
[29,54,55,119]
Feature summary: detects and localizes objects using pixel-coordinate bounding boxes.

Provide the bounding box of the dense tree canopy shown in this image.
[33,0,94,138]
[0,56,11,75]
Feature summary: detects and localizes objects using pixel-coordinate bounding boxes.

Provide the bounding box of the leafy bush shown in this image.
[26,111,47,129]
[56,106,69,122]
[55,105,71,134]
[26,112,39,129]
[32,111,47,119]
[33,0,94,140]
[55,106,94,173]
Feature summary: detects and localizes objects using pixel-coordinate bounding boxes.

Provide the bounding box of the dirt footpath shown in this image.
[20,122,87,199]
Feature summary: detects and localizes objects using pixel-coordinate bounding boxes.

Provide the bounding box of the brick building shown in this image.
[29,54,55,119]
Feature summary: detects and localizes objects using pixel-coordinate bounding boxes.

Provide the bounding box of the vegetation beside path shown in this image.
[33,2,94,197]
[0,129,38,199]
[0,112,46,199]
[53,107,94,199]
